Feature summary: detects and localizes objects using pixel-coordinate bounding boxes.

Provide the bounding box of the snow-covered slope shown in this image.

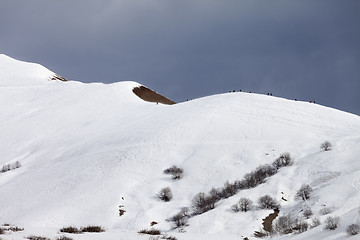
[0,55,359,240]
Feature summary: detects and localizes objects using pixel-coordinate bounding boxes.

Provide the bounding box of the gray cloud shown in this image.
[1,0,359,114]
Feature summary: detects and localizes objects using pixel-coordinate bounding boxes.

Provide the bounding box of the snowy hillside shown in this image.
[0,54,359,240]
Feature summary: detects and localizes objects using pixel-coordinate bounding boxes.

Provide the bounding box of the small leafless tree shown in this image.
[238,198,253,212]
[296,184,313,201]
[168,207,189,229]
[321,141,332,151]
[158,187,173,202]
[192,192,216,214]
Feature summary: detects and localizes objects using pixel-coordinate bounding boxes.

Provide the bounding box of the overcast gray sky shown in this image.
[1,0,359,115]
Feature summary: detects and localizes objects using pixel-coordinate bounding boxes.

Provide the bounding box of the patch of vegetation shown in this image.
[1,161,21,173]
[347,224,360,236]
[167,153,293,231]
[60,226,81,234]
[232,198,252,212]
[310,218,321,228]
[324,216,340,230]
[158,187,173,202]
[272,153,293,169]
[161,234,177,240]
[296,184,313,201]
[191,153,292,215]
[26,236,51,240]
[167,207,189,229]
[271,214,309,235]
[258,195,280,210]
[192,192,217,214]
[319,207,332,215]
[55,236,73,240]
[60,225,104,234]
[138,228,161,235]
[80,225,105,233]
[8,226,24,232]
[164,166,184,180]
[321,141,332,151]
[302,207,313,219]
[148,235,178,240]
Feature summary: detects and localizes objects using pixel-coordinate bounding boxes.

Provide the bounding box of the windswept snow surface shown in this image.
[0,55,359,240]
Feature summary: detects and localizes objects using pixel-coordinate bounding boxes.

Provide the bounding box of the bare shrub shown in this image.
[255,164,277,179]
[0,228,4,235]
[60,226,81,234]
[164,166,183,180]
[234,179,248,190]
[243,172,258,189]
[272,153,293,169]
[321,141,332,151]
[0,161,21,173]
[303,208,313,219]
[138,228,161,235]
[324,216,340,230]
[258,195,280,210]
[221,181,238,198]
[9,226,24,232]
[192,192,216,214]
[274,215,294,235]
[168,207,189,229]
[161,234,178,240]
[56,236,73,240]
[243,165,277,189]
[346,224,360,236]
[26,236,50,240]
[158,187,173,202]
[231,203,240,212]
[274,215,308,235]
[296,184,313,201]
[294,221,309,234]
[319,207,332,215]
[80,226,105,233]
[1,164,11,173]
[209,187,222,201]
[311,218,321,228]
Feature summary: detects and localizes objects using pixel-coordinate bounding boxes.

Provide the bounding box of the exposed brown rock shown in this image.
[50,74,67,82]
[132,86,176,105]
[262,208,280,232]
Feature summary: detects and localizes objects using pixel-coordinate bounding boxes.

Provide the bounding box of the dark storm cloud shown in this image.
[1,0,359,115]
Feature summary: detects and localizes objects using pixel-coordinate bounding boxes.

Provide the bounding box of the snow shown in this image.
[0,54,359,240]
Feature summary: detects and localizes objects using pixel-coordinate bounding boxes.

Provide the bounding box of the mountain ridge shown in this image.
[0,55,359,240]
